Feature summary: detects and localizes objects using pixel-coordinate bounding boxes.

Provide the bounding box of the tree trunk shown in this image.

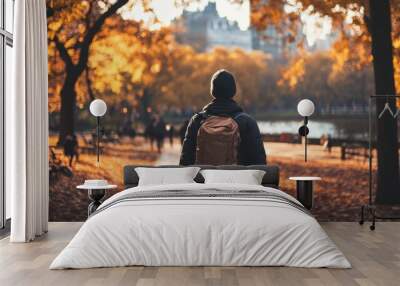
[58,71,78,144]
[369,0,400,204]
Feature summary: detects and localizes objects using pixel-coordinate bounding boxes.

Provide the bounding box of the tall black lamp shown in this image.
[89,99,107,166]
[79,99,112,217]
[297,99,315,162]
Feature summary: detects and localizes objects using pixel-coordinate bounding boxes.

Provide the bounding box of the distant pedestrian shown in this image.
[323,134,332,153]
[153,116,166,153]
[145,118,155,151]
[63,133,78,167]
[167,125,175,146]
[121,119,132,136]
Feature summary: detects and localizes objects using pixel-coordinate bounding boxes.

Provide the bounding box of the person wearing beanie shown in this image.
[210,69,237,99]
[180,69,266,165]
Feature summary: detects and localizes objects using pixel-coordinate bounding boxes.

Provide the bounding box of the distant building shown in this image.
[175,1,336,59]
[251,26,283,58]
[252,19,313,59]
[174,2,315,60]
[174,3,253,52]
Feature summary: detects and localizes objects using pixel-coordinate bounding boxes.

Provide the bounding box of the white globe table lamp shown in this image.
[297,99,315,117]
[297,99,315,162]
[89,99,107,165]
[90,99,107,117]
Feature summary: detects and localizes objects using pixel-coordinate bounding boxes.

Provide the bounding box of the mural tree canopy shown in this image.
[47,0,129,142]
[251,0,400,203]
[47,0,273,131]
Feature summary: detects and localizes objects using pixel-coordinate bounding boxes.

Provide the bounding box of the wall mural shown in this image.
[47,0,400,222]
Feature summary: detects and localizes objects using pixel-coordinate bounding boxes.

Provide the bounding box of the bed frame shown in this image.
[123,165,280,189]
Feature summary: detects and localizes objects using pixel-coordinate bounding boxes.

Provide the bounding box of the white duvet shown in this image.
[50,183,351,269]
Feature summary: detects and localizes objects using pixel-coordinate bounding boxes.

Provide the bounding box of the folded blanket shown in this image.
[92,188,311,217]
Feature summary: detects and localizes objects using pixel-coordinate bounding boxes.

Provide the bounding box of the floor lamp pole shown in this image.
[304,116,308,162]
[96,116,100,167]
[305,131,307,162]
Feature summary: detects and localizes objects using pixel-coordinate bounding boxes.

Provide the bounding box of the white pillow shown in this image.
[135,167,200,186]
[200,169,266,185]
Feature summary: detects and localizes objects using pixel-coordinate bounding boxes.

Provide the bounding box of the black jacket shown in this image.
[179,98,267,165]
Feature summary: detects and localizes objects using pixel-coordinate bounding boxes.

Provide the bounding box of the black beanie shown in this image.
[210,70,237,99]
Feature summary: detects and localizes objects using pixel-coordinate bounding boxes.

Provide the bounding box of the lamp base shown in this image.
[88,189,106,216]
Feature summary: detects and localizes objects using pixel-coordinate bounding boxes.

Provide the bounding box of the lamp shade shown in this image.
[297,99,315,117]
[89,99,107,117]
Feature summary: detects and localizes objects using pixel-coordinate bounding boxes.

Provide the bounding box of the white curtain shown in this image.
[7,0,49,242]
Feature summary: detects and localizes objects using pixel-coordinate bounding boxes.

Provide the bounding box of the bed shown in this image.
[50,165,350,269]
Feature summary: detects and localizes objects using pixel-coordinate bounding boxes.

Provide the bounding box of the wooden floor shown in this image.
[0,222,399,286]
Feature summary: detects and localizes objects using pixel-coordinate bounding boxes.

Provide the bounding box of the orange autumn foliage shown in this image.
[47,1,272,113]
[47,0,400,115]
[250,0,400,94]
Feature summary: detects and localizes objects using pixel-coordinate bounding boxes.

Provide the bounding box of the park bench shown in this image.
[340,144,370,161]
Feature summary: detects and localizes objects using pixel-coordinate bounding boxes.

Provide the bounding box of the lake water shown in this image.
[257,118,369,140]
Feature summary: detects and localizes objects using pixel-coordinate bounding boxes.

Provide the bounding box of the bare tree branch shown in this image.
[77,0,129,73]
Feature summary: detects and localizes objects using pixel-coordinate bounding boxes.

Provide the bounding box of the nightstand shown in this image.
[77,182,117,217]
[289,177,321,210]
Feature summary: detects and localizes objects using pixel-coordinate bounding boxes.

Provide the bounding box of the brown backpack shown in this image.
[195,114,241,165]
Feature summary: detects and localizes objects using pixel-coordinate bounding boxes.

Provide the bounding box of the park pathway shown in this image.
[155,140,182,165]
[155,141,343,165]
